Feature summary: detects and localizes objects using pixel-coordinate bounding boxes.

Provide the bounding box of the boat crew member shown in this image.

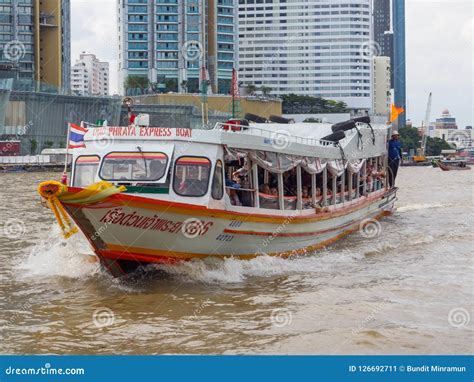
[226,178,241,206]
[388,130,402,187]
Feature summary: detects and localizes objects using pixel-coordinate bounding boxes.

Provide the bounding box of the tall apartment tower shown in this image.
[373,0,406,126]
[238,0,373,110]
[393,0,406,128]
[117,0,237,95]
[71,53,110,96]
[0,0,71,93]
[373,0,393,87]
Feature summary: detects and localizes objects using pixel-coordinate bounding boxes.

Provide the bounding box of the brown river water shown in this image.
[0,167,472,355]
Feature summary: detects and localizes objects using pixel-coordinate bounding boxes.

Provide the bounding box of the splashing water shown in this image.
[15,224,99,279]
[397,202,449,212]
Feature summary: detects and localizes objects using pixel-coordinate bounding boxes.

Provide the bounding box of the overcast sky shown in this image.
[71,0,473,128]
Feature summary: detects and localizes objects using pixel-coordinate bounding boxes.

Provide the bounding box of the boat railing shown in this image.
[214,122,336,148]
[0,154,70,165]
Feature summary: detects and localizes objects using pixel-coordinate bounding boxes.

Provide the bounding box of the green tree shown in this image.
[43,141,54,149]
[398,126,420,153]
[281,94,348,114]
[180,80,188,93]
[425,137,454,156]
[164,78,178,92]
[29,139,37,155]
[260,85,272,97]
[124,76,150,94]
[398,126,454,156]
[245,84,257,96]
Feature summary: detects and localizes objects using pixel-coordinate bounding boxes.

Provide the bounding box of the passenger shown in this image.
[180,170,208,195]
[149,160,165,180]
[259,183,271,195]
[365,162,375,192]
[232,159,250,183]
[301,186,313,209]
[233,173,252,207]
[375,165,386,189]
[313,187,324,208]
[232,166,248,180]
[301,186,309,199]
[270,187,278,196]
[226,178,241,206]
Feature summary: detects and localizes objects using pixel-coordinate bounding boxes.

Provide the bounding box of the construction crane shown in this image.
[413,92,432,162]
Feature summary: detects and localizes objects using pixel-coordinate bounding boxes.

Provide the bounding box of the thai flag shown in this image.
[68,123,88,149]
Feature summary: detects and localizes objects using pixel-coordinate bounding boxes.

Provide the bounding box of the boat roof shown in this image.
[81,121,390,160]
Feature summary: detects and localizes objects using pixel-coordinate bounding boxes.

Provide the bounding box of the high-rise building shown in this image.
[373,0,393,87]
[71,53,109,96]
[0,0,71,93]
[372,56,391,116]
[435,109,458,130]
[372,0,406,126]
[393,0,406,128]
[238,0,373,110]
[117,0,237,95]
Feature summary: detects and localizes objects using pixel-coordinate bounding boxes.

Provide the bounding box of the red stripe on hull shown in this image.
[97,249,183,265]
[223,219,357,237]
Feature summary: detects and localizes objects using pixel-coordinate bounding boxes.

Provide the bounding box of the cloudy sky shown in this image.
[71,0,473,128]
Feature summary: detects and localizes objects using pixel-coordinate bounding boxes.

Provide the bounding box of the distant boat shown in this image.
[436,160,471,171]
[0,165,26,173]
[458,148,474,165]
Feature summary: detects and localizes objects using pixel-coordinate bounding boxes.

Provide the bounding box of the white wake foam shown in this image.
[15,224,99,279]
[151,249,363,284]
[397,203,448,212]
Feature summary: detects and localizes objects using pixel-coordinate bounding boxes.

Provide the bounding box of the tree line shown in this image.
[399,126,453,156]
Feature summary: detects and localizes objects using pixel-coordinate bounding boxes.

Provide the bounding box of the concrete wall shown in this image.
[134,94,282,119]
[1,92,122,154]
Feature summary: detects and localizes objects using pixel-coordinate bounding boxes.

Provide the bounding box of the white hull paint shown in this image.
[64,188,396,274]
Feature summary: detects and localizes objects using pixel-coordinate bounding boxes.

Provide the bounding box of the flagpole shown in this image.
[61,123,71,184]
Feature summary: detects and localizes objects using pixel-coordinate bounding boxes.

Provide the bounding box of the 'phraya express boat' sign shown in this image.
[38,116,397,277]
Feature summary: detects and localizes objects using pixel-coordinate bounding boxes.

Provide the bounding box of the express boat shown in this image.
[38,116,397,277]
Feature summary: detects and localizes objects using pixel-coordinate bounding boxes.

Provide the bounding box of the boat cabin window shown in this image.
[99,152,168,182]
[211,160,224,200]
[73,155,100,187]
[225,158,256,207]
[173,156,211,197]
[257,169,279,209]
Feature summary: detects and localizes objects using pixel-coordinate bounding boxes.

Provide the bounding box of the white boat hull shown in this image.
[63,187,397,276]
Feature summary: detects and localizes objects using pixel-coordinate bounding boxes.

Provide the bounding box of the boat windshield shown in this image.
[173,156,211,197]
[100,152,168,181]
[73,155,100,187]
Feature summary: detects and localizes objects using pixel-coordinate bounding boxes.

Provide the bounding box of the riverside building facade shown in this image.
[117,0,237,95]
[238,0,373,110]
[0,0,70,93]
[71,53,110,96]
